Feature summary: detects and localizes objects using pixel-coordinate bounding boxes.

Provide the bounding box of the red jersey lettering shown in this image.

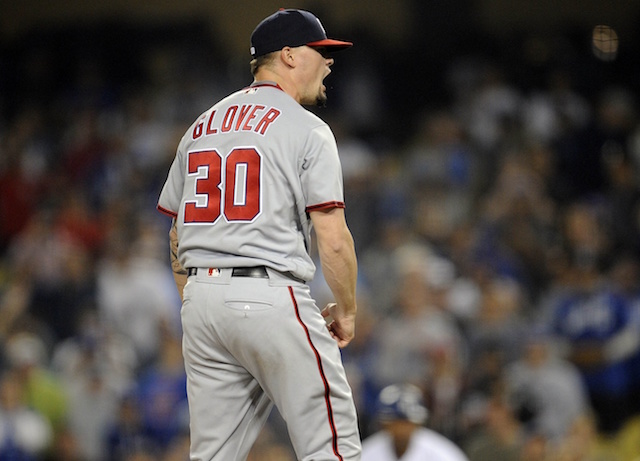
[221,105,238,132]
[206,110,218,135]
[234,105,253,131]
[243,105,266,132]
[254,108,281,135]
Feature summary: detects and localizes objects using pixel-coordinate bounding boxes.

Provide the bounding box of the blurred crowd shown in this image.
[2,19,640,461]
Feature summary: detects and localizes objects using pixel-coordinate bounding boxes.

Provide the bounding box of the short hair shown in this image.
[251,51,278,76]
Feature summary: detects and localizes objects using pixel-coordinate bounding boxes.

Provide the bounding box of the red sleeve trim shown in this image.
[157,205,178,218]
[306,201,345,212]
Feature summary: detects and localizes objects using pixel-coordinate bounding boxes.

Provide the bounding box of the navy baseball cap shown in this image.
[250,9,353,58]
[375,384,429,425]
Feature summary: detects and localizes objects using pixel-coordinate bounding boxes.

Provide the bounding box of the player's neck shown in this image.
[254,69,300,104]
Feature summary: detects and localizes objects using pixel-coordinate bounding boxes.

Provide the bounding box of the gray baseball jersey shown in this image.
[157,81,361,461]
[158,81,344,282]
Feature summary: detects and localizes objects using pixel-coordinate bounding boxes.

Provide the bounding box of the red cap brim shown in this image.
[307,38,353,51]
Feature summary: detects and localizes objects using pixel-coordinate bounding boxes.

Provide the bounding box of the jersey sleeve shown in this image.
[300,124,345,212]
[157,147,185,218]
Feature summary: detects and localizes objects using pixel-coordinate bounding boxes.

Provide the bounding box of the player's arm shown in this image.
[169,218,188,301]
[310,207,357,348]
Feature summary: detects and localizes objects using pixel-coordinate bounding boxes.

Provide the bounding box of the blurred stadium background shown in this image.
[2,1,640,460]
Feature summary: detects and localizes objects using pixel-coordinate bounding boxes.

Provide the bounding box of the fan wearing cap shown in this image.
[157,7,361,461]
[361,384,470,461]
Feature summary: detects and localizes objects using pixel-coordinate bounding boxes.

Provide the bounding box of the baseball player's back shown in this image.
[157,8,361,461]
[159,82,342,282]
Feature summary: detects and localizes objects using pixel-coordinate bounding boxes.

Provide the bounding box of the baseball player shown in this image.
[361,384,470,461]
[157,8,361,461]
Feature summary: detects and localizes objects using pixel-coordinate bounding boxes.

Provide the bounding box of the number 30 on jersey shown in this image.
[184,148,261,224]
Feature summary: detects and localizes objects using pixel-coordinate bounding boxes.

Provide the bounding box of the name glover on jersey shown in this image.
[192,104,281,140]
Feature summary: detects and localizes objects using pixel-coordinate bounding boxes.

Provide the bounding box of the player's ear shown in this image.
[280,47,296,68]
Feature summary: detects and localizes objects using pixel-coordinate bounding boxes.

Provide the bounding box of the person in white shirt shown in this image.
[361,383,470,461]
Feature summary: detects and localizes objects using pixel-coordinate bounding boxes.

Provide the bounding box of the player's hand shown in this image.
[321,303,356,348]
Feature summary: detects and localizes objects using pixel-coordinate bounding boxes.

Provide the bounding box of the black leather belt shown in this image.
[187,267,268,278]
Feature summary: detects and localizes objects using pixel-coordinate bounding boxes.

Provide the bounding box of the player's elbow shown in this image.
[319,230,354,257]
